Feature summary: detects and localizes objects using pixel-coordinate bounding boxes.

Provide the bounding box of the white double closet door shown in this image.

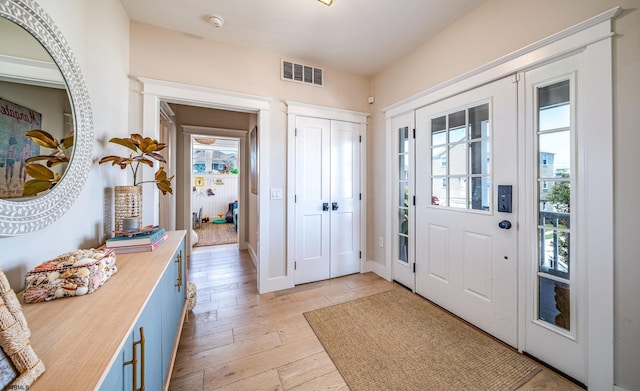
[294,116,361,285]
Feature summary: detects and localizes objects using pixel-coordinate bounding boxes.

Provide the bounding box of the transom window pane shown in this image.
[430,103,491,211]
[539,80,570,131]
[469,103,490,139]
[399,127,409,153]
[431,116,446,145]
[448,110,466,143]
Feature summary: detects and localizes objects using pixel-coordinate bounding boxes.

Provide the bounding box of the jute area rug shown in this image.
[194,222,237,247]
[304,288,540,391]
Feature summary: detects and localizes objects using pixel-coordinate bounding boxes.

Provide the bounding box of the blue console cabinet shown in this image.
[100,234,186,390]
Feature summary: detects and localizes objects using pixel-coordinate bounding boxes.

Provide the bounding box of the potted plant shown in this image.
[99,133,174,231]
[22,129,73,196]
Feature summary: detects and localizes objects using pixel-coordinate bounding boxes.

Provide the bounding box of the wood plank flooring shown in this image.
[170,244,584,391]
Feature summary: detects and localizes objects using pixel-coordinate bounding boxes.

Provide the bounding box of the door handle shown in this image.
[322,202,329,211]
[498,220,512,229]
[332,202,339,211]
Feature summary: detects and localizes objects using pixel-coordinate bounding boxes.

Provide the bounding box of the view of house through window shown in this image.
[536,79,572,332]
[430,103,491,211]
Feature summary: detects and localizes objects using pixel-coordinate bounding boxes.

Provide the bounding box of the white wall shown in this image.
[129,21,371,281]
[192,175,238,221]
[369,0,639,389]
[0,0,130,290]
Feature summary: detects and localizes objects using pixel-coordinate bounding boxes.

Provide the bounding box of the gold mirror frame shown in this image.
[0,0,93,236]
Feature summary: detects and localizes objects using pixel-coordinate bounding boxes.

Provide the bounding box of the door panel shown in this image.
[295,117,330,284]
[462,231,492,301]
[330,120,360,278]
[415,76,518,347]
[427,224,449,282]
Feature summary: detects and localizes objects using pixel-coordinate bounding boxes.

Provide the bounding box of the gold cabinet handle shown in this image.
[124,326,146,391]
[175,251,183,292]
[139,327,145,391]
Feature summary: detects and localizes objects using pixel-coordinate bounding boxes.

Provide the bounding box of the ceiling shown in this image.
[119,0,486,77]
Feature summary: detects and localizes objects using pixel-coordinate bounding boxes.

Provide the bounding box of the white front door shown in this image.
[522,54,586,383]
[294,116,360,284]
[391,112,415,290]
[415,75,519,347]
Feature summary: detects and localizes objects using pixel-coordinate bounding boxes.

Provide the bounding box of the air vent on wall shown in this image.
[281,59,323,87]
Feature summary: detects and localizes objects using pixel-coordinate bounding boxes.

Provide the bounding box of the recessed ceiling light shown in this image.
[317,0,335,6]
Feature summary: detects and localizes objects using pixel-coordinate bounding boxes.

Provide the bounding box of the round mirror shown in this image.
[0,0,93,235]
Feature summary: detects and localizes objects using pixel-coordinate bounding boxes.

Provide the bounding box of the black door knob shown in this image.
[332,202,339,211]
[322,203,329,211]
[498,220,512,229]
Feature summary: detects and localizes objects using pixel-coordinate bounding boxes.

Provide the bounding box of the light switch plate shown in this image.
[270,188,283,200]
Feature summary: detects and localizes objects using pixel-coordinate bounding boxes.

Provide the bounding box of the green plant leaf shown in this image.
[22,179,53,196]
[99,156,130,166]
[61,132,74,149]
[139,138,156,153]
[157,180,172,195]
[146,152,166,163]
[108,137,138,152]
[130,134,144,145]
[26,129,59,149]
[25,164,54,180]
[47,157,69,167]
[25,155,53,163]
[132,157,154,168]
[155,167,167,181]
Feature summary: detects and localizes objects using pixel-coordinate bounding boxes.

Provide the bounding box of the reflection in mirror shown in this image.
[0,0,93,236]
[0,17,72,199]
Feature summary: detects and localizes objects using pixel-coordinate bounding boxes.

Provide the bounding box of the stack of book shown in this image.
[105,226,168,254]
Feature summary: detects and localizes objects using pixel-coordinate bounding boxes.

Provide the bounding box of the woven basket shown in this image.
[114,185,142,231]
[0,270,45,389]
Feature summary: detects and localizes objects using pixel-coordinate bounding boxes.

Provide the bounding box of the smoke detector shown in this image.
[207,15,224,28]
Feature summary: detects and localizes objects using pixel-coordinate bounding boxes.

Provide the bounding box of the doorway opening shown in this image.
[191,135,240,247]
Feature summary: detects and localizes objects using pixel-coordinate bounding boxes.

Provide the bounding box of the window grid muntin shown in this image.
[534,77,574,334]
[430,102,491,212]
[397,126,410,264]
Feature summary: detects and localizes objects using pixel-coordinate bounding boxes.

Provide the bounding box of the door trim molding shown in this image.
[381,9,617,389]
[286,101,368,288]
[136,77,276,293]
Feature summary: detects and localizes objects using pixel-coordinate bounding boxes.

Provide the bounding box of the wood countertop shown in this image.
[19,230,186,391]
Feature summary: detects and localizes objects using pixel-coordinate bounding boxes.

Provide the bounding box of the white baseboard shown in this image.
[364,259,391,281]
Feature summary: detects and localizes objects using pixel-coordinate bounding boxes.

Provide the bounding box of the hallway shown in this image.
[170,244,583,390]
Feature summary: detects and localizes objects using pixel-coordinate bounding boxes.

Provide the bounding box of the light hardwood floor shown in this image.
[170,244,584,391]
